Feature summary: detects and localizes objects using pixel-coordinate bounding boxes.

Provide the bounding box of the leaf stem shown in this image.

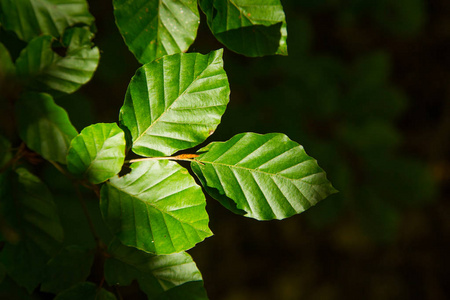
[115,285,124,300]
[126,153,199,164]
[0,143,26,173]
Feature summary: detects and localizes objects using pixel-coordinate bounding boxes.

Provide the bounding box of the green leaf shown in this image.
[0,42,15,83]
[105,239,208,300]
[0,168,63,293]
[199,0,287,56]
[67,123,126,184]
[0,0,94,42]
[114,0,200,64]
[55,282,116,300]
[191,133,337,220]
[0,276,34,300]
[41,246,95,294]
[100,160,212,255]
[119,50,229,157]
[16,92,78,164]
[15,27,100,94]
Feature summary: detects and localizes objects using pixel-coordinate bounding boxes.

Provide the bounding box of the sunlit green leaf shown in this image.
[199,0,287,56]
[119,50,229,157]
[54,282,116,300]
[67,123,126,184]
[100,160,212,255]
[0,168,63,293]
[191,132,337,220]
[114,0,200,64]
[0,0,94,42]
[105,239,208,299]
[15,27,99,94]
[16,92,78,164]
[41,246,94,294]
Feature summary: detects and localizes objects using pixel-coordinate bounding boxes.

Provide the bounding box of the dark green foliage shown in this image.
[1,0,437,299]
[0,0,339,299]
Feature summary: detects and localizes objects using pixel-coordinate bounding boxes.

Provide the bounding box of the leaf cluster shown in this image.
[0,0,336,299]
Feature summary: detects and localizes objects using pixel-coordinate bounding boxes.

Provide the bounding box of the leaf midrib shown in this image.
[108,183,210,234]
[196,159,320,183]
[133,54,216,144]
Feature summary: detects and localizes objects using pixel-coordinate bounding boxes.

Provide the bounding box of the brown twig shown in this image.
[126,153,200,164]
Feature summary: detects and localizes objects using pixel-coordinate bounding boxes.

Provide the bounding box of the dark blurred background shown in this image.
[56,0,450,299]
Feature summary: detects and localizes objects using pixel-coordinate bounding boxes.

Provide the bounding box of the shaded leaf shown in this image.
[41,246,95,294]
[100,160,212,254]
[119,50,229,157]
[16,92,78,164]
[105,239,208,299]
[191,132,337,220]
[0,168,63,293]
[0,276,34,300]
[0,42,15,83]
[0,0,94,42]
[67,123,126,184]
[43,164,114,248]
[54,282,116,300]
[199,0,287,56]
[114,0,200,64]
[15,27,99,94]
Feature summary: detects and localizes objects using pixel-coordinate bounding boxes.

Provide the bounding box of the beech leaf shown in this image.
[114,0,200,64]
[191,132,337,220]
[199,0,287,56]
[104,239,208,299]
[119,50,229,157]
[100,160,213,255]
[0,0,94,41]
[15,27,99,94]
[16,92,78,164]
[67,123,126,184]
[0,168,63,293]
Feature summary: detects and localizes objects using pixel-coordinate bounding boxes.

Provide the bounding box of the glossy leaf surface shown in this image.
[100,160,212,255]
[41,246,94,294]
[119,50,229,157]
[0,0,94,42]
[200,0,287,56]
[54,282,116,300]
[0,168,63,293]
[15,27,99,94]
[114,0,200,64]
[16,93,78,164]
[192,133,337,220]
[104,239,208,299]
[67,123,126,184]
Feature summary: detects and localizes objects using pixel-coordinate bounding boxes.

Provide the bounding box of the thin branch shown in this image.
[49,160,100,195]
[126,153,200,164]
[49,160,72,178]
[115,285,124,300]
[0,143,26,173]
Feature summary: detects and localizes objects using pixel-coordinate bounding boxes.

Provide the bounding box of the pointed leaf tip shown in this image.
[192,132,337,220]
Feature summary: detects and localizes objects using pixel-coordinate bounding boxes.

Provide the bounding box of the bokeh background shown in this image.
[13,0,449,299]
